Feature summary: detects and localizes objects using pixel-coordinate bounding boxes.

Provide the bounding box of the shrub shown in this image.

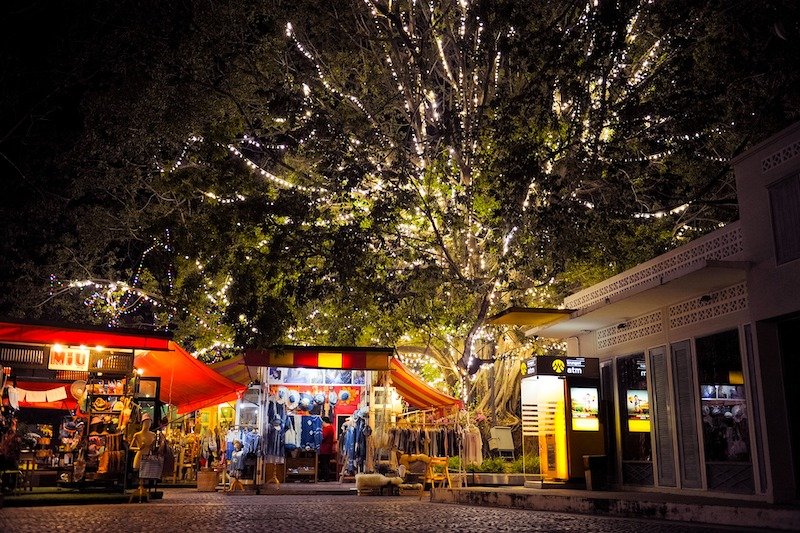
[507,454,541,474]
[448,456,461,471]
[474,457,506,473]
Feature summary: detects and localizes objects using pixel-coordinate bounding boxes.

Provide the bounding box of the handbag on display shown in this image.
[139,454,164,480]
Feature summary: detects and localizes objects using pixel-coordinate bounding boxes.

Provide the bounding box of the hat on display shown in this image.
[314,393,326,405]
[112,400,124,412]
[141,412,152,422]
[328,391,338,406]
[287,390,300,411]
[92,397,108,411]
[339,390,350,402]
[277,387,289,405]
[90,415,102,425]
[299,393,313,409]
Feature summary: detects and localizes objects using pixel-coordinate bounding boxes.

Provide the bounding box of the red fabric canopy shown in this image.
[389,358,463,410]
[0,321,171,351]
[135,342,245,414]
[0,321,243,415]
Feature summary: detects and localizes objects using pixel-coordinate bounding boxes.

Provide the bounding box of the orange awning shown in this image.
[209,354,255,386]
[135,341,245,414]
[390,358,463,410]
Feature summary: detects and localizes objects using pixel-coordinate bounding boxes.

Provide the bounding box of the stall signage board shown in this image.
[522,356,599,379]
[48,346,90,372]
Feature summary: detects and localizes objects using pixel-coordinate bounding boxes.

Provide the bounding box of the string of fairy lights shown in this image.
[54,0,735,369]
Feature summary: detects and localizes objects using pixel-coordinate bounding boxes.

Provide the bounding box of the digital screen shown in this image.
[570,387,599,431]
[626,389,650,433]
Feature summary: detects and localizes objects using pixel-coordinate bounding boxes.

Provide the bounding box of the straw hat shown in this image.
[92,397,109,411]
[141,412,152,423]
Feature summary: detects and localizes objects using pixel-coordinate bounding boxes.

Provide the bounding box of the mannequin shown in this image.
[228,439,245,491]
[129,412,156,503]
[130,413,156,471]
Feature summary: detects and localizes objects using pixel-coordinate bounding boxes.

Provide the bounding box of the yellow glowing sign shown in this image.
[552,359,565,373]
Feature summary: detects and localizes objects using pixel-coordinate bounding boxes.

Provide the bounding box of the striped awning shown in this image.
[245,346,393,370]
[209,354,255,386]
[390,357,463,410]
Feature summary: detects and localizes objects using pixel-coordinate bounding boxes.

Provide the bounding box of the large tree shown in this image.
[2,1,800,417]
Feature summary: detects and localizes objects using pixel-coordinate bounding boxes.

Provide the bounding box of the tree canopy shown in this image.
[2,0,800,413]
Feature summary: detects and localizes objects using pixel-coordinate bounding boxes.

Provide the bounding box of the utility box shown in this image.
[489,426,515,460]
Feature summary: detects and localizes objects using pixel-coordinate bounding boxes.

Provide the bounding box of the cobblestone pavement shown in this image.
[0,489,764,532]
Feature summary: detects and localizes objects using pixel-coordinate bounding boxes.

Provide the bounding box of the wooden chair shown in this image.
[426,457,451,489]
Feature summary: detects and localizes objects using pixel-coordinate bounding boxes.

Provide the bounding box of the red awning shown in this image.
[0,321,171,351]
[389,358,463,410]
[209,355,255,386]
[0,321,243,415]
[134,341,245,414]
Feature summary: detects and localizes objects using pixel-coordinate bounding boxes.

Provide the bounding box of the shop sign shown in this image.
[522,355,599,379]
[47,346,90,372]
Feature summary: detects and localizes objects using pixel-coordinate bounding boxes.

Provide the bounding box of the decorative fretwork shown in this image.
[622,461,654,486]
[597,311,663,349]
[565,223,744,311]
[706,462,755,494]
[761,139,800,173]
[669,283,748,329]
[0,343,46,368]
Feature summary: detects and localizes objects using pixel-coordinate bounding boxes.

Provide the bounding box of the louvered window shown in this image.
[649,346,675,487]
[769,172,800,265]
[671,340,702,488]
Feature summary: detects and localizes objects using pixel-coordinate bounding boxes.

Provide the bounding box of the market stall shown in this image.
[243,346,393,484]
[0,320,244,492]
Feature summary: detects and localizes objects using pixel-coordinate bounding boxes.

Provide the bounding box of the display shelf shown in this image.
[285,451,317,483]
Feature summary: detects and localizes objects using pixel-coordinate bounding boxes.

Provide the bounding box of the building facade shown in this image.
[532,123,800,503]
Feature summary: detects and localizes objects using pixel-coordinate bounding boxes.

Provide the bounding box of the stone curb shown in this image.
[430,487,800,531]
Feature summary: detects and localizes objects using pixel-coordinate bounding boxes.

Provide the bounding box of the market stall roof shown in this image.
[209,354,256,386]
[0,320,172,351]
[135,341,245,414]
[0,320,243,415]
[390,357,463,410]
[245,345,394,370]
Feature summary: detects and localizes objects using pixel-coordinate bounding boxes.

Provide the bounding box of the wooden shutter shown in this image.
[649,346,676,487]
[769,172,800,264]
[671,340,703,488]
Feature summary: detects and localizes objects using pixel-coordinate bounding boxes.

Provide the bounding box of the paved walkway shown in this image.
[0,489,771,532]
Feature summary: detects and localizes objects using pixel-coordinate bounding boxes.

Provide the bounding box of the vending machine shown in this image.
[520,356,604,482]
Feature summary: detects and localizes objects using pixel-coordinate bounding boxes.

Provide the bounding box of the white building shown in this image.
[526,122,800,503]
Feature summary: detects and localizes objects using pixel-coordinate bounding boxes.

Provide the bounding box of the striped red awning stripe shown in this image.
[209,355,254,386]
[390,358,462,410]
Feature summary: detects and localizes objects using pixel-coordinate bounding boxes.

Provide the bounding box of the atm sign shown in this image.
[48,346,90,372]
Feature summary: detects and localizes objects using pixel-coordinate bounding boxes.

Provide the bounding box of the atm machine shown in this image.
[520,355,604,484]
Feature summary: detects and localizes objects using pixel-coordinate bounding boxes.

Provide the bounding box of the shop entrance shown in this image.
[778,316,800,499]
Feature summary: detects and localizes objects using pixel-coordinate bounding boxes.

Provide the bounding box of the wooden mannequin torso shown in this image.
[131,419,156,470]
